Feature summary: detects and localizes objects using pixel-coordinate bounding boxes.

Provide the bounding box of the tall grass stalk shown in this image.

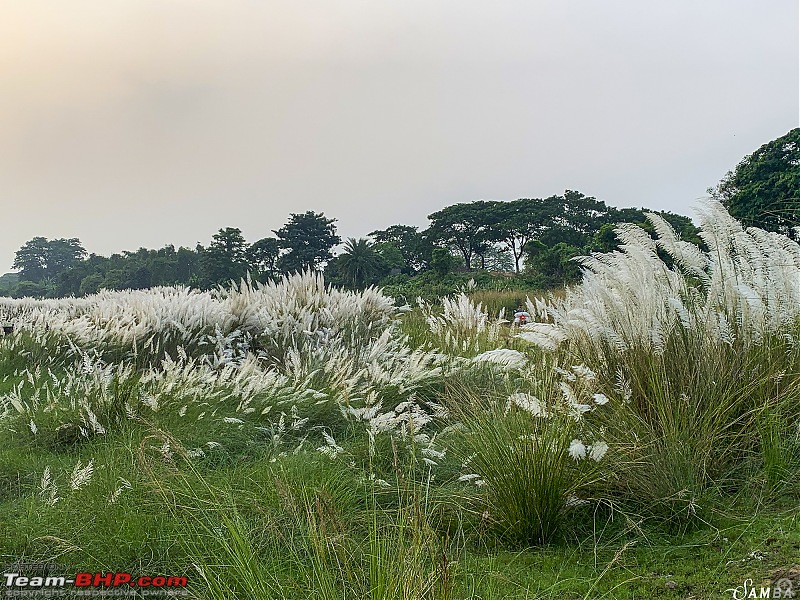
[446,376,607,546]
[585,329,800,524]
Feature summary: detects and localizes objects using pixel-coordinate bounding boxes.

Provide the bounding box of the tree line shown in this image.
[5,211,339,298]
[3,191,703,299]
[4,128,797,298]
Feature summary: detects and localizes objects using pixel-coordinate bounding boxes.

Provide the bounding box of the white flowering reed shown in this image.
[517,200,800,354]
[417,293,506,355]
[40,466,59,506]
[69,459,94,491]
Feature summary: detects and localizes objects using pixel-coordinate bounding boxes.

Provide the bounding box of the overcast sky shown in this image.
[1,1,797,271]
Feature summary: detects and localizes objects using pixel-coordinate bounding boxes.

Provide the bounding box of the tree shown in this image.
[57,253,108,296]
[426,201,504,270]
[13,237,85,282]
[495,199,559,273]
[523,241,582,287]
[710,128,800,237]
[129,265,153,289]
[481,245,515,272]
[336,238,383,288]
[176,247,200,284]
[591,223,619,253]
[79,272,104,296]
[210,228,248,264]
[538,191,611,248]
[369,225,433,273]
[13,237,49,282]
[373,242,405,275]
[150,256,176,286]
[100,269,129,291]
[430,248,455,276]
[274,211,341,273]
[44,238,86,278]
[202,227,249,285]
[247,237,280,279]
[0,273,19,297]
[12,280,48,299]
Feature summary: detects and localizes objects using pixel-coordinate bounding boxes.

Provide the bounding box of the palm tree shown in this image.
[336,238,383,288]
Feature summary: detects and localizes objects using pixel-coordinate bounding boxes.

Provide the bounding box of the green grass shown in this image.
[2,408,798,599]
[379,271,545,306]
[3,312,800,599]
[2,424,799,599]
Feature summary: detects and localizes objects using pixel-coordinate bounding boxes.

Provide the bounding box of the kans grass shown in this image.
[2,201,800,598]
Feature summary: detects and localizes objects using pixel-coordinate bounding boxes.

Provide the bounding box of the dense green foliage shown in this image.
[331,238,385,288]
[3,192,700,299]
[275,211,342,273]
[711,128,800,237]
[4,212,342,297]
[12,237,86,284]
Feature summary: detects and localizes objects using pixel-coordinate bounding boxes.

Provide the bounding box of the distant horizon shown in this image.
[3,189,717,273]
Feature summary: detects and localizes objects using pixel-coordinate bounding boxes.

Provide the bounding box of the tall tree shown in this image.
[336,238,383,288]
[430,248,454,276]
[45,238,86,277]
[13,237,85,282]
[426,201,504,270]
[13,237,50,282]
[247,237,280,279]
[539,191,611,248]
[176,247,200,285]
[523,240,582,287]
[369,225,433,273]
[495,199,559,273]
[274,211,341,273]
[710,128,800,237]
[202,227,249,285]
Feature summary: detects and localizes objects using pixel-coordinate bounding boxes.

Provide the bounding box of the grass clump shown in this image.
[445,362,611,547]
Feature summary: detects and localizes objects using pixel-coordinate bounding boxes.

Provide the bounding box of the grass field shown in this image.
[2,203,800,599]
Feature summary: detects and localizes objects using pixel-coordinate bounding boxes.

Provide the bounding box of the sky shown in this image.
[0,1,797,271]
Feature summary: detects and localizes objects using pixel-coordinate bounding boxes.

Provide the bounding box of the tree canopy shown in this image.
[335,238,384,288]
[201,227,249,286]
[711,128,800,237]
[13,237,86,283]
[427,201,503,270]
[247,237,280,280]
[368,225,432,273]
[274,211,341,273]
[5,189,706,297]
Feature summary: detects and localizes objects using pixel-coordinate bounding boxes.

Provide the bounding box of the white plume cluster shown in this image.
[519,200,800,354]
[417,293,505,354]
[0,273,447,466]
[0,272,401,361]
[0,287,233,349]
